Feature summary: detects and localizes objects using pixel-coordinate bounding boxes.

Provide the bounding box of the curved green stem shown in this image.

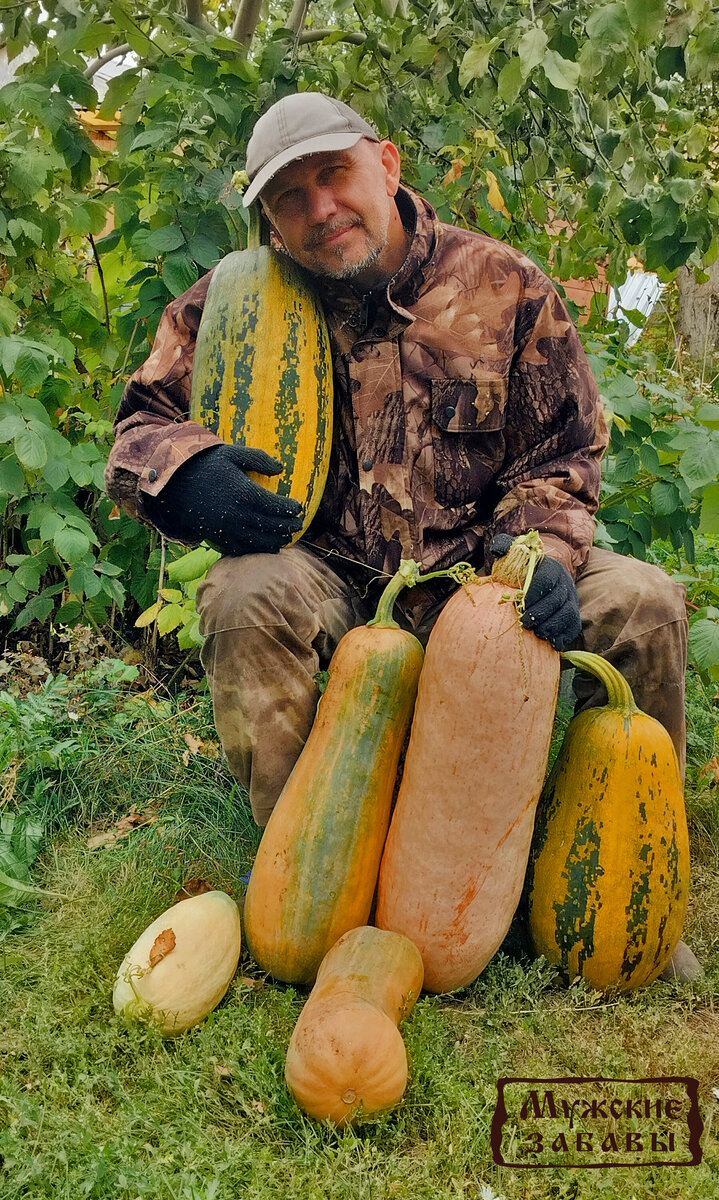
[367,559,478,629]
[561,650,638,716]
[247,203,262,250]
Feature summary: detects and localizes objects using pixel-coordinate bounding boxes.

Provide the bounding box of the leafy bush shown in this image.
[1,0,719,679]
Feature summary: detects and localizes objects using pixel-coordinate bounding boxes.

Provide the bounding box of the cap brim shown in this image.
[243,131,370,207]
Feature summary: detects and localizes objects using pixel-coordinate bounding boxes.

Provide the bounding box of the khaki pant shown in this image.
[197,545,688,825]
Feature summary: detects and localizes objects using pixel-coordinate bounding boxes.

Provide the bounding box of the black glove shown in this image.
[490,534,582,651]
[143,444,303,556]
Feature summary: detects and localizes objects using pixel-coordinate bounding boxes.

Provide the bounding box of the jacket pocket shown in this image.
[430,377,507,508]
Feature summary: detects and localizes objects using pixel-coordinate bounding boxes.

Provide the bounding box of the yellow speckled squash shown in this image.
[285,926,424,1125]
[189,216,332,538]
[243,562,429,986]
[113,891,241,1035]
[527,650,690,992]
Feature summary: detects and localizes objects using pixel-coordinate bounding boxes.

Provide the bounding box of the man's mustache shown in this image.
[304,216,363,250]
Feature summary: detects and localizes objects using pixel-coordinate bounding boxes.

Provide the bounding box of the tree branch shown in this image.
[297,28,392,59]
[287,0,309,36]
[186,0,218,35]
[83,43,132,80]
[231,0,264,47]
[89,233,111,333]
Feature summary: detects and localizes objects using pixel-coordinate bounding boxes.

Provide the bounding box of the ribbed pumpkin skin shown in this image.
[285,926,424,1124]
[113,891,242,1035]
[376,579,560,993]
[189,247,333,538]
[244,625,425,985]
[527,706,690,991]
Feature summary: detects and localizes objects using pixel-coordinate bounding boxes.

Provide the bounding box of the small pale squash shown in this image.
[285,926,424,1125]
[113,890,241,1035]
[527,650,690,992]
[189,209,332,540]
[376,533,561,993]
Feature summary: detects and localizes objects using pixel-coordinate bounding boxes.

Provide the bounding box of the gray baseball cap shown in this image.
[243,93,379,207]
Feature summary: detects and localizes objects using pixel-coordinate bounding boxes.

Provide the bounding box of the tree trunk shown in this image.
[677,259,719,364]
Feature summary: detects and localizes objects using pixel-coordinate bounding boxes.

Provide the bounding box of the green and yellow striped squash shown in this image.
[243,562,429,986]
[189,245,333,539]
[527,650,690,992]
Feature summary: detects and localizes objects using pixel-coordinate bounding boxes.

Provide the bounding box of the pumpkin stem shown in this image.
[491,530,545,616]
[247,203,263,250]
[368,559,479,629]
[561,649,639,717]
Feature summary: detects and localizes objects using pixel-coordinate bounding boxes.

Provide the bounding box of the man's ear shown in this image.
[379,140,402,197]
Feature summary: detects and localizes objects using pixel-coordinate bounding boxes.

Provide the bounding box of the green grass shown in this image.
[0,659,718,1199]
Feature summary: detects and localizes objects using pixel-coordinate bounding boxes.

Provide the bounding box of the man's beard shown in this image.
[302,213,390,280]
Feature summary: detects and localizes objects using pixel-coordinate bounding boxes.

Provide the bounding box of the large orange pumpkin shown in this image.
[376,534,561,992]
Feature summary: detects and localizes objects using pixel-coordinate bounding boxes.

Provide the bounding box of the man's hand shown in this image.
[490,534,582,651]
[143,444,304,556]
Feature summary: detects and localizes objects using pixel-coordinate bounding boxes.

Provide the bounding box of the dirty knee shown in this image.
[196,549,306,635]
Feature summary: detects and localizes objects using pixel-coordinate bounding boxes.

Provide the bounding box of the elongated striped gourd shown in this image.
[189,244,333,538]
[243,562,429,986]
[285,926,424,1125]
[527,650,690,992]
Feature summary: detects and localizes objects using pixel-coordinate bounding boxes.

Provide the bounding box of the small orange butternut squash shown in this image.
[285,926,423,1124]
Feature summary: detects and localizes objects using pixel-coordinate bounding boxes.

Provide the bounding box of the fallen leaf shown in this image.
[149,928,176,968]
[251,1099,265,1114]
[214,1063,233,1080]
[1,764,18,807]
[129,689,160,707]
[174,877,215,903]
[87,810,159,849]
[184,732,203,756]
[235,976,264,991]
[120,647,144,666]
[182,733,220,760]
[700,757,719,786]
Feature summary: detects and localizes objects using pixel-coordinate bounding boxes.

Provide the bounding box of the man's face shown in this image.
[260,138,403,286]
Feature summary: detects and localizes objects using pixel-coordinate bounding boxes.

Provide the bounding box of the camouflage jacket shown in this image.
[106,186,608,598]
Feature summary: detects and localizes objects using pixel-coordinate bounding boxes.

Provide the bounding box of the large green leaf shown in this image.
[162,251,198,298]
[651,480,680,516]
[146,224,186,254]
[14,427,47,470]
[459,38,502,88]
[699,483,719,535]
[53,526,92,563]
[586,3,631,49]
[518,27,548,77]
[626,0,666,43]
[542,49,580,91]
[689,618,719,681]
[678,432,719,492]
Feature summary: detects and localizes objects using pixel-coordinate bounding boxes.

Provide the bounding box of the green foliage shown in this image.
[1,0,719,676]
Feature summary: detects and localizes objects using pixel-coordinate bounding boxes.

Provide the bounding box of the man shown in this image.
[106,94,695,975]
